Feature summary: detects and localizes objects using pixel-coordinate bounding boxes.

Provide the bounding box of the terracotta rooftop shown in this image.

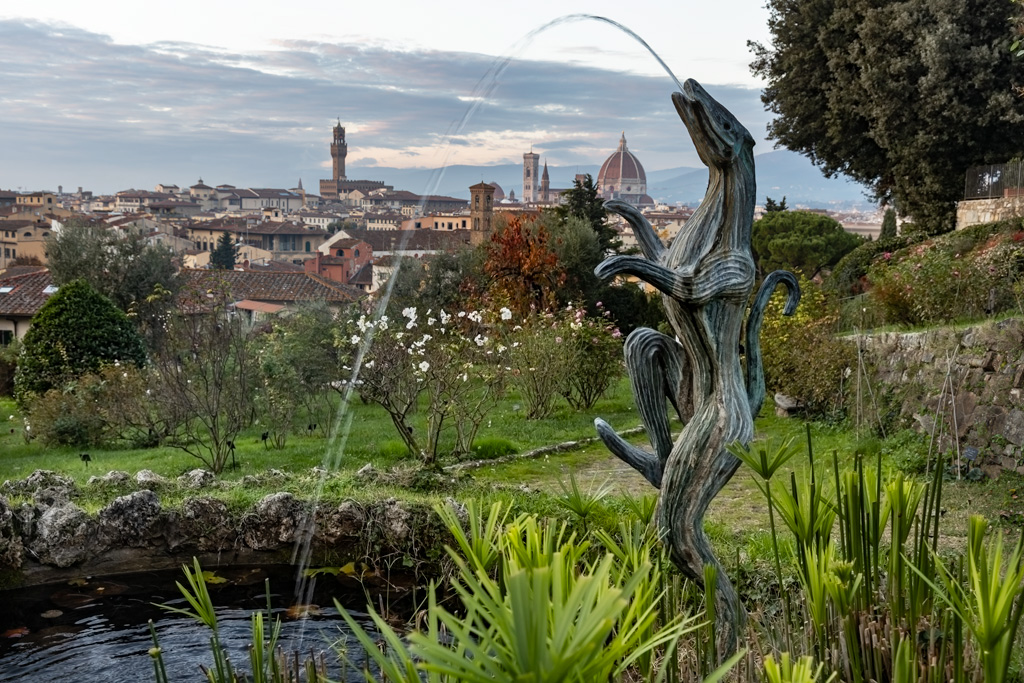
[349,262,373,286]
[345,228,470,252]
[177,269,362,307]
[0,269,56,316]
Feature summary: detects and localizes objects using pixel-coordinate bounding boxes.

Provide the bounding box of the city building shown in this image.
[596,133,655,208]
[318,121,391,201]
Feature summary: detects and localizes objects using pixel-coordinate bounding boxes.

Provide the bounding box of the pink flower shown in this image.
[883,252,891,260]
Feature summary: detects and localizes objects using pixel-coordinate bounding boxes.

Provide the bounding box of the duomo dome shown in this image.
[597,133,654,207]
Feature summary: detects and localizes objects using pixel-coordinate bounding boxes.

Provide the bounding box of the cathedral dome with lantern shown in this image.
[597,133,654,207]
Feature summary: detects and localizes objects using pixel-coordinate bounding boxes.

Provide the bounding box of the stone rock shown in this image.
[178,469,215,490]
[99,490,163,547]
[239,469,290,489]
[28,502,101,568]
[136,470,171,488]
[2,470,76,498]
[166,497,233,552]
[89,471,131,487]
[380,498,412,545]
[774,393,804,418]
[317,500,366,544]
[0,496,24,569]
[241,493,307,550]
[1003,409,1024,446]
[33,486,74,509]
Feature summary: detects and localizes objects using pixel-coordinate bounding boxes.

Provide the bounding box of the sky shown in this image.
[0,0,778,195]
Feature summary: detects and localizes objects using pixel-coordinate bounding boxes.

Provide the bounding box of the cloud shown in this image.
[0,19,772,194]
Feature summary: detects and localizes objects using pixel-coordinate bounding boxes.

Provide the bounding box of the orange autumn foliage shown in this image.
[484,214,565,316]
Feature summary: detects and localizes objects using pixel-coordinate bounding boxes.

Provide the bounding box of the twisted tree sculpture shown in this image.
[594,79,799,656]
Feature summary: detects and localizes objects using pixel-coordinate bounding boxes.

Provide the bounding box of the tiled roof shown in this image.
[349,262,373,286]
[0,269,55,316]
[177,269,362,307]
[329,238,366,249]
[244,260,306,273]
[345,228,470,252]
[0,265,47,279]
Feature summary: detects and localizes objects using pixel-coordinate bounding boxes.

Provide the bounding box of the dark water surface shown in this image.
[0,565,385,682]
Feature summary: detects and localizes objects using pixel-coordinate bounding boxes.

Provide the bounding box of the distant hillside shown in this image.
[348,149,872,209]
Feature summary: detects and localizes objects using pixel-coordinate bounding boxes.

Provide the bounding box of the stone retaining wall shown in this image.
[956,197,1024,229]
[0,469,448,588]
[856,317,1024,475]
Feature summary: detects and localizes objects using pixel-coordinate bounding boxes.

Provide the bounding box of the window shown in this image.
[305,241,311,252]
[43,285,58,295]
[0,286,12,294]
[0,330,12,346]
[354,249,360,258]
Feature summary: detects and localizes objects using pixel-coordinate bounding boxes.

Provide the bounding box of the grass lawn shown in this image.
[0,378,643,488]
[3,379,1021,556]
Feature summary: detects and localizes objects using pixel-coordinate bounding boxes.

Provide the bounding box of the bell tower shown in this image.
[469,182,496,246]
[331,120,347,181]
[523,148,539,203]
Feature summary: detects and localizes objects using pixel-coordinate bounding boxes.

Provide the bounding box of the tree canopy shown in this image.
[554,174,619,253]
[46,221,178,343]
[14,279,147,406]
[751,0,1024,232]
[752,210,864,278]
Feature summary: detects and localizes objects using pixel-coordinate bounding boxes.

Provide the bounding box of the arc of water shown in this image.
[290,13,689,646]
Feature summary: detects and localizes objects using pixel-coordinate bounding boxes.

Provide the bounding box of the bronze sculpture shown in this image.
[595,79,799,655]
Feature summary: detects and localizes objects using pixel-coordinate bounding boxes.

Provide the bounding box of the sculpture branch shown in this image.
[594,79,799,659]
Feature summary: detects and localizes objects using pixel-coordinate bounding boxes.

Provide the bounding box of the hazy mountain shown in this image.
[348,148,873,209]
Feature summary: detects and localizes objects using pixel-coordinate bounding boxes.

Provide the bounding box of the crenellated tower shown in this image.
[331,120,347,181]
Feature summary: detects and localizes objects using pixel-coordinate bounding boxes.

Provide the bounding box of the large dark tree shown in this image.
[210,231,238,270]
[751,0,1024,233]
[14,279,147,406]
[752,210,864,278]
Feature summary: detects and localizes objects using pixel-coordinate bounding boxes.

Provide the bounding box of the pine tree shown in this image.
[210,231,238,270]
[880,208,898,240]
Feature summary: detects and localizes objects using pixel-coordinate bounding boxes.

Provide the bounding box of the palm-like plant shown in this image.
[926,515,1024,683]
[339,502,740,682]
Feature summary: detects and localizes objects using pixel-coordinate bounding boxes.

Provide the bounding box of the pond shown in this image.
[0,565,389,682]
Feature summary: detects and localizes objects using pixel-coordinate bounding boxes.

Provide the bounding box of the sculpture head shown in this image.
[672,79,754,169]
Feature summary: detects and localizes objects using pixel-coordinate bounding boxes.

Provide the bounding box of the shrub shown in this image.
[14,279,146,407]
[503,311,575,420]
[867,233,1023,326]
[760,279,857,419]
[560,303,623,410]
[27,385,106,447]
[825,235,914,297]
[25,364,164,448]
[0,340,19,397]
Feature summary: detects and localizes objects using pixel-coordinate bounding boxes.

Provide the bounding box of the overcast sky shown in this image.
[0,1,777,195]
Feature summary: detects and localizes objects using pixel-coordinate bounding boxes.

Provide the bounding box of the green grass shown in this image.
[0,377,639,485]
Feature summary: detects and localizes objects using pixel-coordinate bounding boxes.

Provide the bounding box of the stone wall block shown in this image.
[98,490,164,547]
[1003,409,1024,446]
[28,502,101,568]
[0,496,24,569]
[241,492,308,550]
[165,497,233,552]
